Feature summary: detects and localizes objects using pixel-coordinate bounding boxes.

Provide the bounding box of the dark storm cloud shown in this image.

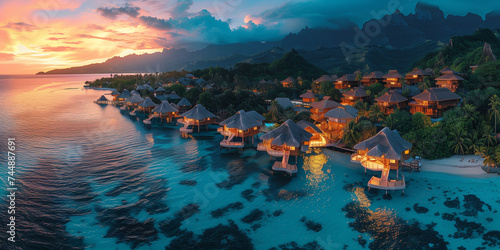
[138,16,174,30]
[97,3,141,19]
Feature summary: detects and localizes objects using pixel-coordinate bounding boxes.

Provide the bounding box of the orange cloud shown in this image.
[0,53,15,61]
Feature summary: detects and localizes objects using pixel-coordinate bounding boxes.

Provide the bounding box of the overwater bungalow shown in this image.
[258,119,312,175]
[375,90,408,115]
[361,71,385,86]
[324,106,357,140]
[124,94,144,114]
[314,75,335,84]
[351,127,412,192]
[116,90,131,102]
[335,74,357,90]
[144,101,179,125]
[281,77,296,88]
[409,87,462,118]
[435,73,463,92]
[297,120,332,148]
[300,90,316,105]
[110,90,120,100]
[218,110,265,148]
[405,68,431,85]
[178,104,217,134]
[176,97,192,113]
[137,97,157,113]
[310,96,343,123]
[94,95,109,104]
[341,87,368,106]
[383,70,404,89]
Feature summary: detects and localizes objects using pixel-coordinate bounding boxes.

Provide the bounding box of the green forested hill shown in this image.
[413,29,500,74]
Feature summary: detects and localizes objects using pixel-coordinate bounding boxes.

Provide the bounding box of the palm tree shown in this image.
[267,101,280,123]
[279,109,297,123]
[368,104,385,124]
[383,114,398,130]
[418,78,431,91]
[461,104,479,123]
[483,127,497,148]
[489,95,500,134]
[355,102,370,119]
[475,146,496,173]
[448,130,472,155]
[341,121,361,148]
[468,130,484,155]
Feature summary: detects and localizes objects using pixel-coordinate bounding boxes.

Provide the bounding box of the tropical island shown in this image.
[90,28,500,180]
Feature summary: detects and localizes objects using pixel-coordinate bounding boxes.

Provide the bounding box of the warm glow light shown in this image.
[405,150,410,154]
[390,159,396,163]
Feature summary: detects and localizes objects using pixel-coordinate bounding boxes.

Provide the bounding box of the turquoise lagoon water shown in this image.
[0,74,499,249]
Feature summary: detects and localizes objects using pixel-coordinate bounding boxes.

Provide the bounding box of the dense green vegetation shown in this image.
[86,31,500,167]
[413,29,500,75]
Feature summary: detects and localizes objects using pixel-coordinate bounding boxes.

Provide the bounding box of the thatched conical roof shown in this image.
[260,119,312,147]
[220,110,263,130]
[97,95,108,102]
[310,97,343,110]
[181,104,216,120]
[138,97,157,108]
[375,90,408,103]
[167,92,181,100]
[152,101,178,114]
[110,89,120,95]
[117,91,131,99]
[177,97,192,107]
[343,87,368,97]
[354,127,412,160]
[314,75,335,83]
[325,107,356,120]
[127,94,144,104]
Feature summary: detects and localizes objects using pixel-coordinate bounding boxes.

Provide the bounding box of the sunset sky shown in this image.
[0,0,498,74]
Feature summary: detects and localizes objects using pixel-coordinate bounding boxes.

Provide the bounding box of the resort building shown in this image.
[383,70,404,89]
[218,110,265,148]
[341,87,368,106]
[361,71,385,86]
[94,95,109,104]
[132,97,158,113]
[176,97,192,113]
[297,120,333,148]
[313,75,335,84]
[310,96,343,123]
[300,90,316,105]
[258,119,312,175]
[281,77,296,87]
[409,87,462,118]
[116,90,131,102]
[324,106,358,140]
[404,68,431,85]
[375,90,409,115]
[435,73,463,92]
[352,127,412,192]
[125,94,144,108]
[155,87,166,95]
[144,101,179,125]
[335,74,358,90]
[185,74,196,79]
[178,104,217,134]
[440,66,460,75]
[275,97,294,109]
[110,90,120,101]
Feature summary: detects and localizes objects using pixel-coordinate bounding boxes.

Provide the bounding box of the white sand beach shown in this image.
[420,155,488,176]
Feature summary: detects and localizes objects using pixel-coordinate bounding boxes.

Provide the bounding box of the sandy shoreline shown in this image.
[420,155,488,176]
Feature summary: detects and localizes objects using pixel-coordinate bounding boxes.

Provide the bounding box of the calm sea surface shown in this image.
[0,74,500,249]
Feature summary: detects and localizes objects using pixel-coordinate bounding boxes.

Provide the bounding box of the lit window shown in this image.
[390,159,396,163]
[207,118,210,120]
[290,146,296,150]
[405,150,410,154]
[239,130,243,133]
[254,127,258,130]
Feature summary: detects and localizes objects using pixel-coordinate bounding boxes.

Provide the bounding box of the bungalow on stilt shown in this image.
[351,127,412,193]
[258,119,312,175]
[218,110,265,149]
